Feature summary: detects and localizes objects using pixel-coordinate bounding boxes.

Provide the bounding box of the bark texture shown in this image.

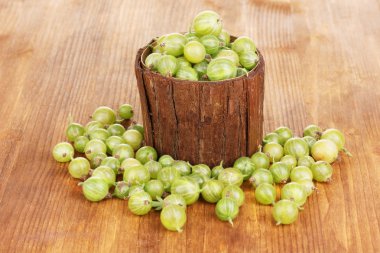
[135,42,265,167]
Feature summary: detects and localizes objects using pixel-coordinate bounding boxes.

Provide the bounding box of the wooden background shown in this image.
[0,0,379,252]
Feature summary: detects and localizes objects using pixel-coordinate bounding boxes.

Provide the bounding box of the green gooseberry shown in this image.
[297,156,315,168]
[158,155,175,167]
[231,36,256,55]
[191,164,211,178]
[144,160,162,179]
[120,158,142,172]
[101,157,121,175]
[218,29,230,46]
[184,41,206,64]
[66,123,85,142]
[91,106,116,126]
[144,179,164,200]
[68,157,90,179]
[200,34,221,55]
[184,32,200,42]
[249,168,274,188]
[215,198,239,226]
[135,146,158,164]
[274,126,293,145]
[290,166,313,182]
[280,182,308,207]
[263,142,284,162]
[160,205,187,232]
[269,162,290,184]
[233,157,256,180]
[156,55,179,77]
[211,161,224,178]
[84,139,107,160]
[127,123,144,138]
[84,121,104,135]
[171,178,200,205]
[302,136,317,150]
[157,166,181,191]
[297,180,316,196]
[192,10,222,37]
[89,128,110,142]
[177,56,192,68]
[310,161,333,182]
[201,179,224,203]
[321,128,351,156]
[122,129,143,151]
[52,142,74,162]
[118,104,134,120]
[239,51,259,70]
[221,185,245,207]
[216,49,240,66]
[154,33,187,57]
[303,124,322,139]
[193,60,208,79]
[207,58,237,81]
[263,132,282,145]
[311,139,339,163]
[175,66,199,81]
[145,53,162,70]
[236,67,249,77]
[272,199,299,225]
[90,152,107,169]
[218,168,244,186]
[123,165,150,186]
[91,165,116,187]
[113,181,129,199]
[107,124,125,137]
[80,177,110,202]
[251,148,270,169]
[112,143,134,162]
[284,137,309,159]
[255,183,276,205]
[74,136,89,153]
[105,136,126,154]
[171,160,191,176]
[128,191,152,215]
[280,155,297,171]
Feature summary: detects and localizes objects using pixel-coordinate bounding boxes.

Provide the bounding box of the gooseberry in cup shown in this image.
[113,181,129,199]
[123,165,150,186]
[303,124,322,139]
[177,57,192,68]
[274,126,293,145]
[158,155,175,167]
[153,33,187,57]
[91,106,116,126]
[231,36,256,55]
[144,179,164,200]
[128,191,152,215]
[281,182,307,207]
[207,58,237,81]
[52,142,74,162]
[193,60,208,79]
[284,137,309,159]
[239,51,259,70]
[144,160,162,179]
[297,156,315,168]
[251,147,270,169]
[249,168,274,188]
[218,168,244,186]
[105,136,125,154]
[160,204,187,232]
[321,128,352,156]
[68,157,90,179]
[221,185,245,207]
[112,143,134,162]
[66,123,85,142]
[191,164,211,178]
[263,142,284,162]
[201,179,224,203]
[211,161,224,178]
[122,129,143,151]
[200,34,221,55]
[184,32,200,42]
[215,49,240,66]
[255,183,276,205]
[79,177,110,202]
[215,198,239,226]
[107,124,125,137]
[171,178,200,205]
[311,139,339,163]
[171,160,191,176]
[192,10,222,37]
[74,136,89,153]
[89,128,110,142]
[290,166,313,182]
[269,162,290,184]
[101,157,120,175]
[135,146,158,164]
[184,41,206,64]
[175,66,199,81]
[272,199,299,225]
[236,67,249,77]
[145,53,162,70]
[310,161,333,182]
[84,139,107,160]
[156,55,179,77]
[233,157,256,180]
[157,166,181,191]
[218,29,230,46]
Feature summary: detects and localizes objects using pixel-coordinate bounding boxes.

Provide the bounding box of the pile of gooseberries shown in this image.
[144,10,259,81]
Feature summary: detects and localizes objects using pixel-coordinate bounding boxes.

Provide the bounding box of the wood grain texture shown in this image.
[136,45,264,167]
[0,0,379,252]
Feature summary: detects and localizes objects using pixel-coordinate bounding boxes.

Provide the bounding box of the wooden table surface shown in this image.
[1,0,379,252]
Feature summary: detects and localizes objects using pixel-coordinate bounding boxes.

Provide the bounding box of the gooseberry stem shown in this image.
[342,147,353,157]
[228,218,234,227]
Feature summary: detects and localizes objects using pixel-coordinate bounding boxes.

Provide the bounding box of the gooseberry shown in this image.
[218,168,243,186]
[321,128,352,156]
[90,152,107,169]
[66,123,85,142]
[303,124,322,139]
[255,183,276,205]
[274,126,293,145]
[107,124,125,137]
[215,198,239,226]
[128,123,144,138]
[263,142,284,162]
[192,10,222,37]
[269,162,289,184]
[145,53,162,70]
[207,58,237,81]
[239,51,259,70]
[201,179,224,203]
[120,158,142,172]
[310,161,333,182]
[91,106,116,126]
[249,168,274,188]
[74,136,89,153]
[154,33,187,57]
[160,204,187,232]
[184,41,206,64]
[144,179,164,200]
[221,185,245,207]
[211,161,224,178]
[112,143,134,162]
[263,132,282,145]
[251,147,270,169]
[297,156,315,168]
[84,121,104,135]
[171,160,191,176]
[156,55,179,77]
[280,155,297,171]
[136,146,158,164]
[123,165,150,186]
[89,128,110,142]
[175,66,199,81]
[200,34,221,55]
[118,104,134,120]
[68,157,90,179]
[216,49,239,66]
[122,129,143,151]
[280,182,307,207]
[297,180,316,196]
[91,165,116,187]
[157,166,181,191]
[80,177,109,202]
[184,173,209,188]
[101,157,120,175]
[177,57,192,68]
[193,61,208,79]
[171,178,200,205]
[84,139,107,160]
[284,137,309,159]
[218,29,230,46]
[113,181,129,199]
[191,164,211,178]
[302,136,316,150]
[231,36,256,55]
[128,185,145,197]
[52,142,74,162]
[158,155,175,167]
[144,160,162,179]
[290,166,313,182]
[236,67,248,77]
[105,136,125,154]
[272,199,299,225]
[233,157,256,180]
[311,139,339,163]
[128,191,152,215]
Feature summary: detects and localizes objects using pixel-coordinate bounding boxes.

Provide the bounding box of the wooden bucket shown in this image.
[134,37,265,167]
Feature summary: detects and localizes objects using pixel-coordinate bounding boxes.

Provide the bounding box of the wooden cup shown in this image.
[135,37,265,166]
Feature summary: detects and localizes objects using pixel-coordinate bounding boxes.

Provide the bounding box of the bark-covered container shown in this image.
[135,37,265,167]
